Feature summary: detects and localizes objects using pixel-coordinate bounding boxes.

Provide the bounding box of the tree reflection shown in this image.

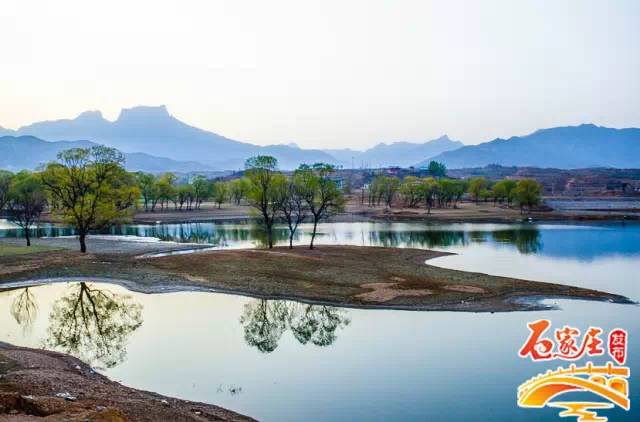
[366,227,542,253]
[368,230,468,249]
[46,282,143,369]
[240,299,350,353]
[239,299,289,353]
[492,229,542,254]
[289,304,349,347]
[10,288,38,334]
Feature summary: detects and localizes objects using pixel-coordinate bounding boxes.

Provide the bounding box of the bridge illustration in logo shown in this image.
[518,362,630,413]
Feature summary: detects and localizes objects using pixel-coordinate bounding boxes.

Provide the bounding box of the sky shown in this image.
[1,0,639,150]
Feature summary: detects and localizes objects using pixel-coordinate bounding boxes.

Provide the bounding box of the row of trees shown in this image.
[0,148,344,252]
[0,147,140,252]
[134,173,247,212]
[243,156,345,249]
[1,147,541,253]
[367,174,542,213]
[0,146,140,252]
[466,176,543,211]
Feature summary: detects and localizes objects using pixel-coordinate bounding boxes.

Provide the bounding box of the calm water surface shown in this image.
[0,221,638,421]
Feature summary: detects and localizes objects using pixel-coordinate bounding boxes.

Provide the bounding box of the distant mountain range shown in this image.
[419,124,640,169]
[1,106,638,172]
[0,106,336,170]
[0,136,217,173]
[324,135,463,168]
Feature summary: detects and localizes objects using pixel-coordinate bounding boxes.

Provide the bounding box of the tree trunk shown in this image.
[289,232,294,249]
[267,226,273,249]
[25,229,31,246]
[309,219,319,250]
[79,232,87,253]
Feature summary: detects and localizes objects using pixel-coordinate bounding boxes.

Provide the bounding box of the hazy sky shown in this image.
[1,0,639,149]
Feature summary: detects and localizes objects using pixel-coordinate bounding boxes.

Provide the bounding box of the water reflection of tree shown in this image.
[240,300,289,353]
[46,282,143,369]
[112,222,295,247]
[367,227,542,254]
[491,229,542,254]
[289,304,349,347]
[368,230,468,249]
[240,299,350,353]
[10,288,38,333]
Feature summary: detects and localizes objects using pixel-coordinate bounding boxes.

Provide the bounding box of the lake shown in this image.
[0,221,639,421]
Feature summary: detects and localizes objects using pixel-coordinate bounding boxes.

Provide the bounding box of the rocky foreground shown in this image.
[0,343,255,422]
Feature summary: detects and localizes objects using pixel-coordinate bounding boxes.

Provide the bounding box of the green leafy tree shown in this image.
[245,156,281,248]
[491,180,507,204]
[491,179,517,205]
[212,181,228,208]
[468,177,488,203]
[177,184,194,210]
[7,171,48,246]
[514,179,543,214]
[436,178,459,208]
[384,176,400,208]
[451,179,467,208]
[0,170,12,211]
[134,172,157,212]
[421,177,438,213]
[229,178,251,205]
[371,175,400,208]
[427,161,447,178]
[155,172,177,210]
[504,179,518,206]
[400,176,423,208]
[191,176,211,209]
[41,146,139,253]
[298,163,345,249]
[368,176,383,206]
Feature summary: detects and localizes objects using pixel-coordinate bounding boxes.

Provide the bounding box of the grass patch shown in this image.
[0,244,61,256]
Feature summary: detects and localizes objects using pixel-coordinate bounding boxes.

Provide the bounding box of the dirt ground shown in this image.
[0,239,632,312]
[0,343,254,421]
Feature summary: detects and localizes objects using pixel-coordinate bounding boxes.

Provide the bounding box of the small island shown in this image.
[0,239,632,312]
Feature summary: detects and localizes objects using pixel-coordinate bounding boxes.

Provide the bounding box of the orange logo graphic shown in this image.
[517,320,630,421]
